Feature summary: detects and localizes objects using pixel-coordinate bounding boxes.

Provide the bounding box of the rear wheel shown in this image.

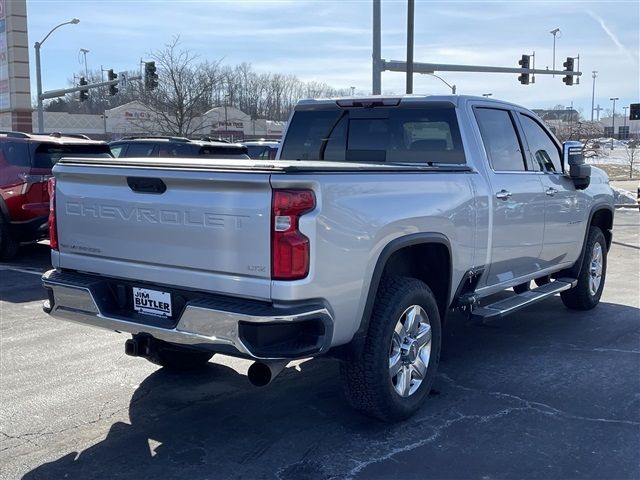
[0,215,19,261]
[340,277,442,422]
[561,226,607,310]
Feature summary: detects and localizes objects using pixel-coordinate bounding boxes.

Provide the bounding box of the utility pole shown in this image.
[79,48,89,79]
[406,0,414,94]
[610,97,619,149]
[550,28,561,77]
[590,71,597,122]
[372,0,381,95]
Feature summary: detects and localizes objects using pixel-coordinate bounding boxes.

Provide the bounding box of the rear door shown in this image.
[473,107,546,286]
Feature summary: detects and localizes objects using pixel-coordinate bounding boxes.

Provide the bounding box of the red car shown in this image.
[0,132,112,259]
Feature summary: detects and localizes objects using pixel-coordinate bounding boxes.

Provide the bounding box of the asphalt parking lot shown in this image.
[1,210,639,480]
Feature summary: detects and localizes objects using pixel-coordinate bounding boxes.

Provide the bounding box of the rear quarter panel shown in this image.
[270,171,477,346]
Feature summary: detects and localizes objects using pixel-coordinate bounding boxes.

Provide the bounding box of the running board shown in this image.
[470,278,577,322]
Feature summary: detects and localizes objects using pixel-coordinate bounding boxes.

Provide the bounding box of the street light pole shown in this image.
[610,97,619,149]
[34,18,80,133]
[550,28,560,77]
[623,106,628,139]
[590,71,597,122]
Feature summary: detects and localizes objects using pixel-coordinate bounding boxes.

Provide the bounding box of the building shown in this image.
[31,102,285,141]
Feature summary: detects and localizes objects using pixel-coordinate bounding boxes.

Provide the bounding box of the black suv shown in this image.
[110,136,250,159]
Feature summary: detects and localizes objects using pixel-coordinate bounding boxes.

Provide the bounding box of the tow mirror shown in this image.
[563,141,590,190]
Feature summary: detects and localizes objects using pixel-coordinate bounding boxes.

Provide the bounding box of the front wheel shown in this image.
[561,226,607,310]
[340,277,442,422]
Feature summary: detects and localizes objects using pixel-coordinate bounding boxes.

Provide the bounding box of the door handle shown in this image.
[496,190,512,200]
[545,187,558,196]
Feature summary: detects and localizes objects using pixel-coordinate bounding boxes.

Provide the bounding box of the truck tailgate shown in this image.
[53,160,273,300]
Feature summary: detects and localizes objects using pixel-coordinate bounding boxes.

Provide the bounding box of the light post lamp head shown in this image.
[550,28,560,36]
[70,18,80,24]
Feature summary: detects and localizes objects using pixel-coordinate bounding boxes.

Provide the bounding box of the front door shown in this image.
[517,113,587,267]
[474,107,546,287]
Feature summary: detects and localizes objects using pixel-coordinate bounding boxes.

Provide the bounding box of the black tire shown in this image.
[561,226,607,310]
[513,282,530,294]
[146,342,214,371]
[340,276,442,422]
[0,214,19,261]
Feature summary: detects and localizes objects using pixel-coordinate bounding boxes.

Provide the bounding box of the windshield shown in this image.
[280,105,465,164]
[33,143,112,169]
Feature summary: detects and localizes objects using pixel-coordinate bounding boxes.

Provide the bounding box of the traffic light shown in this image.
[562,57,575,86]
[144,61,159,90]
[107,69,118,96]
[518,54,530,85]
[79,77,88,102]
[630,103,640,121]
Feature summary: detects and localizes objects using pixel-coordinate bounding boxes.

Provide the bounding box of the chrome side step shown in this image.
[470,278,577,322]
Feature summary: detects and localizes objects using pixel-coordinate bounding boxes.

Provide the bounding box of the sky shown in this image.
[27,0,639,119]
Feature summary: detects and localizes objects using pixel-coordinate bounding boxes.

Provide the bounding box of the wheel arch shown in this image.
[330,233,452,360]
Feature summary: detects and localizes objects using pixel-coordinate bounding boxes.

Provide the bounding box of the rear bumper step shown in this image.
[42,269,333,360]
[471,278,577,322]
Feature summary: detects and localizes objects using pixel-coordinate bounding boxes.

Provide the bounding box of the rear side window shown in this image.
[1,142,30,167]
[33,143,112,169]
[157,143,194,157]
[474,108,526,171]
[122,143,156,158]
[280,105,466,164]
[518,114,562,172]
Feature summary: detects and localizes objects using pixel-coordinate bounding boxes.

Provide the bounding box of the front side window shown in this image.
[280,105,466,164]
[519,114,562,172]
[474,108,526,171]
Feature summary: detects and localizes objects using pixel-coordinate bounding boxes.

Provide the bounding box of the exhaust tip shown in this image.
[247,361,288,387]
[247,362,273,387]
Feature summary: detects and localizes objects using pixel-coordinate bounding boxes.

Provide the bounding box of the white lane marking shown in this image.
[0,266,45,276]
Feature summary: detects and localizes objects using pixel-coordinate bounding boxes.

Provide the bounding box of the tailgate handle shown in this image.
[127,177,166,194]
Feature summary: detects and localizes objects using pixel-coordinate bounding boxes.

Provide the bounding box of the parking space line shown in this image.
[0,266,45,276]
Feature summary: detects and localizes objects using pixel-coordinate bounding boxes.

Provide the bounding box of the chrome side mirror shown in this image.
[563,141,590,189]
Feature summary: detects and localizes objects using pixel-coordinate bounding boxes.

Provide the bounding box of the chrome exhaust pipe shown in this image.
[247,360,289,387]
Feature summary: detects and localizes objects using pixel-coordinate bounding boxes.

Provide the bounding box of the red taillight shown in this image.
[48,177,58,250]
[271,189,315,280]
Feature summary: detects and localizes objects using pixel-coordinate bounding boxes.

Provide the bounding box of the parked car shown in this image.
[0,131,111,260]
[43,95,614,421]
[109,136,249,159]
[242,140,280,160]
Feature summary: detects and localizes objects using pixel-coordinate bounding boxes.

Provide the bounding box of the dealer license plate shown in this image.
[132,287,172,318]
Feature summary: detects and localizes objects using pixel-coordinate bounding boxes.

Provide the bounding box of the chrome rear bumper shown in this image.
[42,269,332,360]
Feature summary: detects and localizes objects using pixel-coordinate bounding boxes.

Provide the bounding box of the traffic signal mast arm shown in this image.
[40,75,142,100]
[383,60,581,81]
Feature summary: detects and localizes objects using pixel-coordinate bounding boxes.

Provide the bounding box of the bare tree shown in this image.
[624,141,639,178]
[139,36,221,136]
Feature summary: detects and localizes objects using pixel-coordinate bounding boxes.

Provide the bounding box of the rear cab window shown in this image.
[280,103,466,165]
[33,143,112,169]
[517,113,563,173]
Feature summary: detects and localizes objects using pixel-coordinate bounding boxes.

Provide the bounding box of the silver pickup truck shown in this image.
[42,95,614,421]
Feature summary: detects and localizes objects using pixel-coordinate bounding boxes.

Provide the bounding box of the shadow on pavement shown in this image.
[21,300,640,480]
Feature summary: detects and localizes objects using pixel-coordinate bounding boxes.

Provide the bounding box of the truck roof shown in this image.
[296,94,524,110]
